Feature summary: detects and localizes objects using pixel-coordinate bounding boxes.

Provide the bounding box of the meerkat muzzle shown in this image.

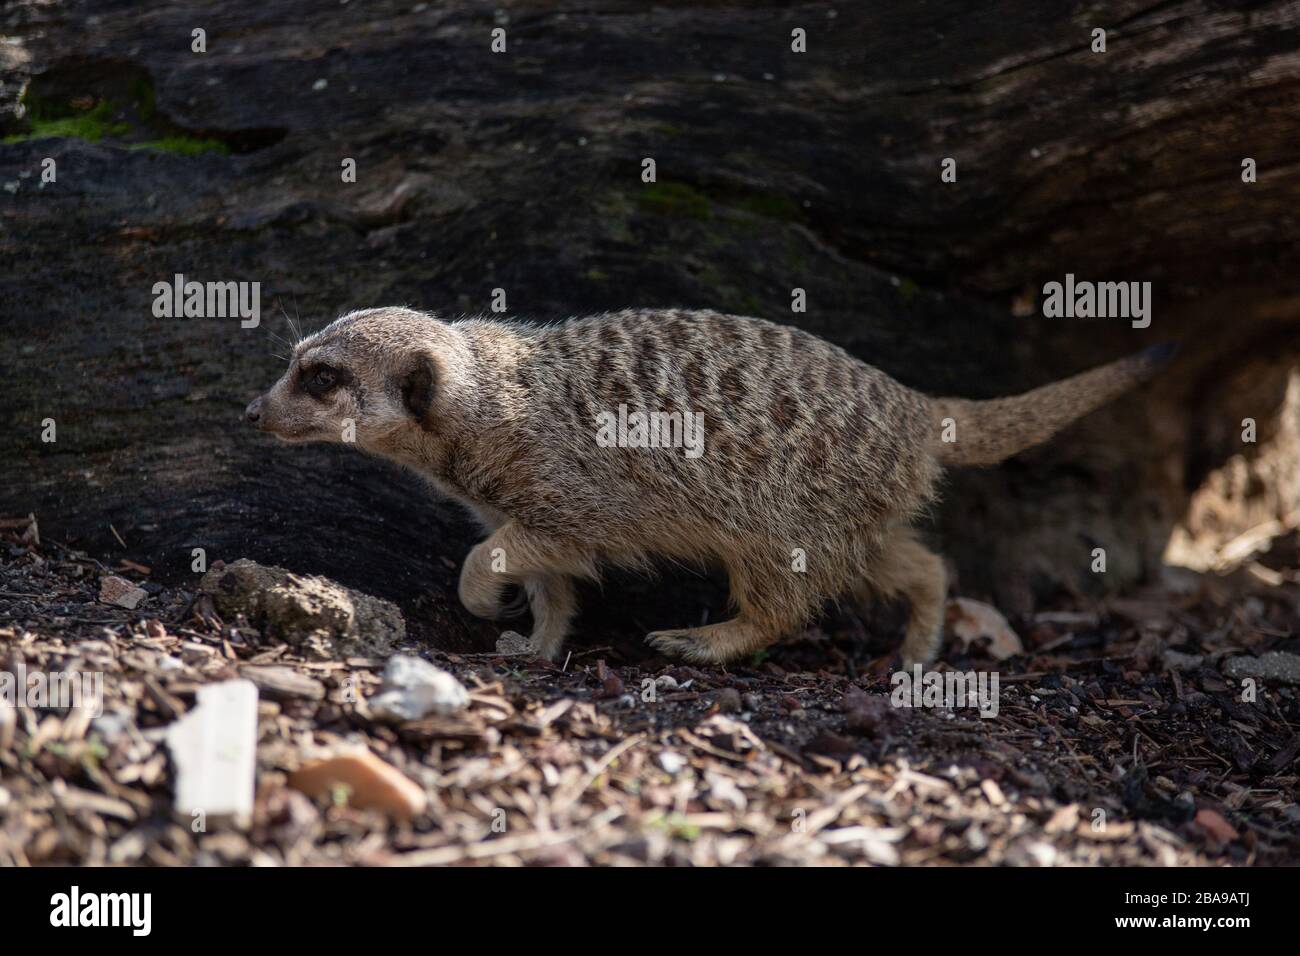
[245,396,266,427]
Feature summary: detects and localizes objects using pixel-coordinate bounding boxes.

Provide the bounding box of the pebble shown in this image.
[1224,651,1300,686]
[1023,841,1057,867]
[657,752,686,775]
[495,630,534,656]
[709,688,742,713]
[369,654,469,721]
[843,688,891,735]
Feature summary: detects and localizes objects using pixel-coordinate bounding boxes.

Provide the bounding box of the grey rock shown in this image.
[495,630,534,656]
[709,687,743,713]
[200,559,404,657]
[1224,652,1300,686]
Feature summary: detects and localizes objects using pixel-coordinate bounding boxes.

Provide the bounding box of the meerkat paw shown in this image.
[899,621,943,668]
[646,619,768,664]
[529,634,564,662]
[646,629,717,663]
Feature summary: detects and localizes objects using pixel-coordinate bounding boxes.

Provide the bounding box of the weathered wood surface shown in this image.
[2,1,1299,649]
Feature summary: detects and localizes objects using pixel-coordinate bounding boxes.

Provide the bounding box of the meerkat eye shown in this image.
[302,364,343,398]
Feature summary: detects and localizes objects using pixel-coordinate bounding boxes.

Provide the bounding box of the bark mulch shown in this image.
[1,512,1297,866]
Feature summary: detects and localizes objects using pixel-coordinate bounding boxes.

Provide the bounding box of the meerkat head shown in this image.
[245,307,465,450]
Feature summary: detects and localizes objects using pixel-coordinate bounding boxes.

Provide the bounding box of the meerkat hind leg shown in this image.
[648,551,815,664]
[857,528,947,666]
[646,616,775,665]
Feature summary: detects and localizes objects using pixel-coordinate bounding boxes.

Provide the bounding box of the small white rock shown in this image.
[369,654,469,722]
[657,752,686,775]
[1024,841,1058,867]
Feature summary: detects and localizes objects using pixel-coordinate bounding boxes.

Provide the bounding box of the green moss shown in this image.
[896,277,920,303]
[585,267,608,281]
[3,100,128,144]
[638,180,712,220]
[4,81,225,156]
[130,135,229,156]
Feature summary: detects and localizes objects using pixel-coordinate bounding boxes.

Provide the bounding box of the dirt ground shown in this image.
[1,513,1297,866]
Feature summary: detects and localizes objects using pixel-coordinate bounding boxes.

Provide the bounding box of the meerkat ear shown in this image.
[398,353,437,429]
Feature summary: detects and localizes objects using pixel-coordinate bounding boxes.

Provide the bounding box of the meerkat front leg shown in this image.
[523,574,577,661]
[458,522,592,659]
[458,521,591,616]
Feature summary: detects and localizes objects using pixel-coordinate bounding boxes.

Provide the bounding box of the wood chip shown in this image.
[240,664,326,701]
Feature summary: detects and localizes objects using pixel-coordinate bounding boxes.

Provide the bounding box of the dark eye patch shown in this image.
[299,363,353,399]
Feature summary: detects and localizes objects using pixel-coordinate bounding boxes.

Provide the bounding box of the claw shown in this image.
[646,629,705,662]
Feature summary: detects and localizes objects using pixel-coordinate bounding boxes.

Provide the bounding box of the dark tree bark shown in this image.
[3,0,1299,650]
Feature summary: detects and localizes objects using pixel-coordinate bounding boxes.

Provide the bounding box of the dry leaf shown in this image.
[945,597,1023,659]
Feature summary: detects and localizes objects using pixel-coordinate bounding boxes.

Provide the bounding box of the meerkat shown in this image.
[245,307,1172,666]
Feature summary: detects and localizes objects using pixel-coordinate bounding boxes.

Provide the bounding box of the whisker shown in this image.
[277,299,300,344]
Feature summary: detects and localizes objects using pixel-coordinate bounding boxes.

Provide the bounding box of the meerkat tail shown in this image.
[929,342,1177,467]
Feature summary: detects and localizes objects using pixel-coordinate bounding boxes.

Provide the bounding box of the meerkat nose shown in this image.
[245,397,264,426]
